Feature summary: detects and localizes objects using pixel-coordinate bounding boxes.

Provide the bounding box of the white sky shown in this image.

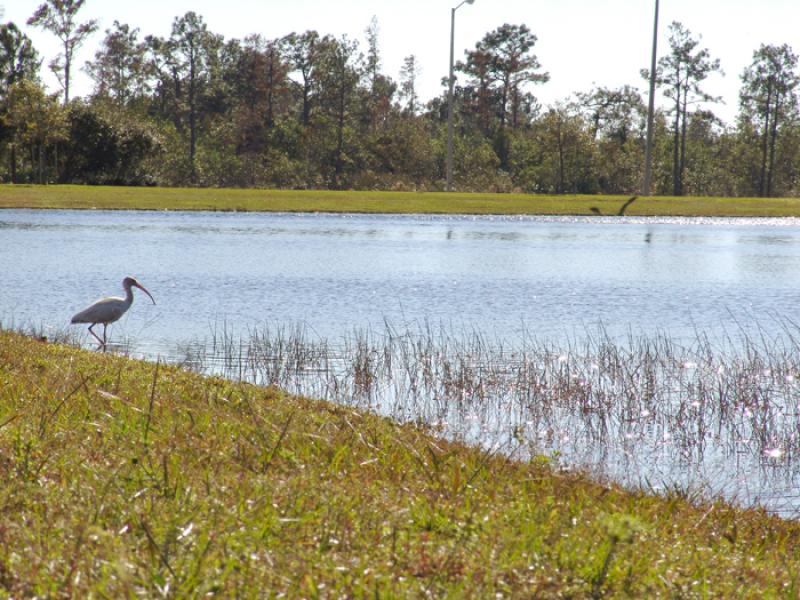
[5,0,799,124]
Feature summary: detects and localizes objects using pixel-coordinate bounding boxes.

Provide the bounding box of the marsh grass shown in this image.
[4,329,800,596]
[178,320,800,517]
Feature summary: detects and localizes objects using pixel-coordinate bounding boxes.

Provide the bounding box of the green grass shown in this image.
[2,183,800,216]
[2,329,800,597]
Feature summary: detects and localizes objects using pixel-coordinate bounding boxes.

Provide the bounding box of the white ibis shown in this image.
[71,276,156,350]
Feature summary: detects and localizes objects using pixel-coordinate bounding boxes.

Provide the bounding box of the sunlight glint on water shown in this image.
[4,209,800,515]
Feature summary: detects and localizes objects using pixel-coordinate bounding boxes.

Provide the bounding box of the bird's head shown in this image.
[123,276,156,305]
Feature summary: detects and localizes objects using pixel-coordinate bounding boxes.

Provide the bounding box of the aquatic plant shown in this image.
[179,319,800,516]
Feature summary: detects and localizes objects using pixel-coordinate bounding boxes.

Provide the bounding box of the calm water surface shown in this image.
[3,209,800,515]
[3,209,800,347]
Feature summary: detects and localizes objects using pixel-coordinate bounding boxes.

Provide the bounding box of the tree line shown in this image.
[1,0,799,196]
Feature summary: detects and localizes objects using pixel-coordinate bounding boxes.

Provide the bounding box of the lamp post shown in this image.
[446,0,475,192]
[642,0,659,195]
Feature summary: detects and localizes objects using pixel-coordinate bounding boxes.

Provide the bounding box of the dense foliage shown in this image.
[1,6,799,195]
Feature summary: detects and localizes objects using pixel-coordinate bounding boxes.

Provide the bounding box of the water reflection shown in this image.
[5,208,799,348]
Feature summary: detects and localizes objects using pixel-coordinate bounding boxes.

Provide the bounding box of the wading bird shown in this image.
[71,276,156,350]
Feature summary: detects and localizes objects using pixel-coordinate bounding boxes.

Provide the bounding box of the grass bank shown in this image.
[1,330,799,596]
[2,184,800,216]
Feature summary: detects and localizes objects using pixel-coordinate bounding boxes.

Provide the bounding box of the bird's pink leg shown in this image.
[87,324,106,350]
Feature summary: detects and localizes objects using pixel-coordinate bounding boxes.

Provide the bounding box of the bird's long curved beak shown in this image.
[134,282,156,305]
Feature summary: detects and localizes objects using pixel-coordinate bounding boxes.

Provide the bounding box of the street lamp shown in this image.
[642,0,659,195]
[446,0,475,192]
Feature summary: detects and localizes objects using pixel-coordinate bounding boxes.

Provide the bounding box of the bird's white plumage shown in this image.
[70,277,155,349]
[71,294,133,325]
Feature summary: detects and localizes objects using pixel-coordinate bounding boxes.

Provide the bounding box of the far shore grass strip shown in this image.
[2,184,800,217]
[1,328,800,596]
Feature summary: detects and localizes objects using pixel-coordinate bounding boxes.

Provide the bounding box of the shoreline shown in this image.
[3,183,800,217]
[2,328,800,595]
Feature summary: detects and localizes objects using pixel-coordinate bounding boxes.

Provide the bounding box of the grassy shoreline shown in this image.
[3,183,800,216]
[2,329,799,596]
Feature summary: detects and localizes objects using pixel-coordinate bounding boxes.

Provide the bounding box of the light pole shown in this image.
[642,0,659,195]
[446,0,475,192]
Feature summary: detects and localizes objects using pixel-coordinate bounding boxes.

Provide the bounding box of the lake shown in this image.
[3,209,800,515]
[3,209,800,346]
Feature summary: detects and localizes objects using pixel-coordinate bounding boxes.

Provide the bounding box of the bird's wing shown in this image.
[70,296,127,324]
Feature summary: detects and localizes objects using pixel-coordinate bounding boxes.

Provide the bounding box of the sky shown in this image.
[5,0,799,124]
